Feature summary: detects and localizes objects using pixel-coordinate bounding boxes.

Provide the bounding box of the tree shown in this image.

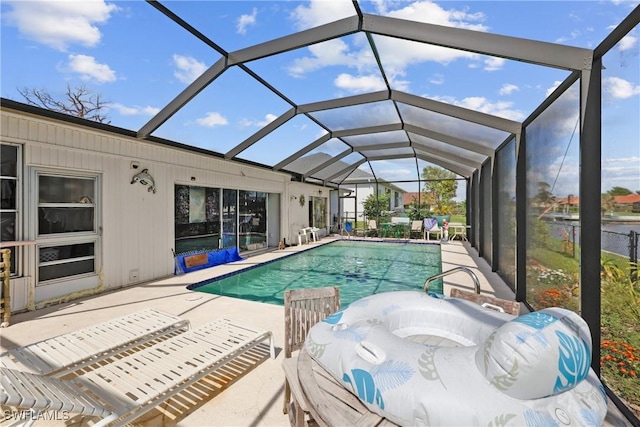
[606,186,633,197]
[18,84,110,123]
[362,192,391,223]
[407,195,430,221]
[422,166,457,215]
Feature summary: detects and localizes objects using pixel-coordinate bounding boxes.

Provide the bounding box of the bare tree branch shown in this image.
[18,84,111,124]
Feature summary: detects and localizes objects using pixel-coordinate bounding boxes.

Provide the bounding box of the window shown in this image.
[1,144,19,275]
[38,175,95,235]
[37,173,98,283]
[239,191,267,251]
[222,189,237,249]
[174,185,221,254]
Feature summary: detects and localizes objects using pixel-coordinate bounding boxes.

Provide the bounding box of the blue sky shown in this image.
[1,0,638,197]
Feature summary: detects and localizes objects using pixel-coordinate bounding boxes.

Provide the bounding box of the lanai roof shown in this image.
[138,0,574,185]
[2,1,638,192]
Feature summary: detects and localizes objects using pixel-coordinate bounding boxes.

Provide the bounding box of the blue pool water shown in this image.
[188,240,442,306]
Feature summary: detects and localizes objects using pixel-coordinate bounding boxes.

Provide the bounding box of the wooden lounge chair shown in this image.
[450,288,521,316]
[0,308,190,377]
[282,287,340,425]
[0,317,274,427]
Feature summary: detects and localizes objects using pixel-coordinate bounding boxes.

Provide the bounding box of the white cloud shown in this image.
[377,168,413,181]
[195,112,228,127]
[484,57,505,71]
[385,1,486,31]
[555,30,581,44]
[257,114,277,127]
[288,0,488,86]
[67,54,116,83]
[618,34,637,51]
[290,0,356,30]
[429,74,444,85]
[3,0,118,51]
[239,113,277,127]
[286,39,365,77]
[431,95,525,121]
[334,73,386,93]
[604,156,640,164]
[109,103,159,116]
[602,159,640,190]
[173,54,207,84]
[603,77,640,99]
[237,8,257,35]
[499,84,519,95]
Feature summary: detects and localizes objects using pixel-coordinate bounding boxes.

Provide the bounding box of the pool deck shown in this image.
[0,237,632,426]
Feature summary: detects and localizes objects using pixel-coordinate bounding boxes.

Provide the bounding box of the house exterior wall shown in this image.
[1,107,327,311]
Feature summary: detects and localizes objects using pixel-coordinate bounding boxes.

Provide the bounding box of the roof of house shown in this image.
[402,192,436,206]
[614,194,640,204]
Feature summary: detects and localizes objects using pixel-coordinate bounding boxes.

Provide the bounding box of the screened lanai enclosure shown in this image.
[1,0,639,422]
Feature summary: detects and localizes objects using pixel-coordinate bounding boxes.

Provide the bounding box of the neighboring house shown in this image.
[613,194,640,213]
[556,196,580,213]
[402,192,435,209]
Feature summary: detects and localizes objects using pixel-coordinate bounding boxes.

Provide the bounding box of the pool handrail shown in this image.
[423,267,481,295]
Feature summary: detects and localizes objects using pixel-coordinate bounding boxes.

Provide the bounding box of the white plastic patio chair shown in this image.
[423,218,442,240]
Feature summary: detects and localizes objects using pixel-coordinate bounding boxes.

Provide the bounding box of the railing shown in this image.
[0,248,11,327]
[423,266,481,294]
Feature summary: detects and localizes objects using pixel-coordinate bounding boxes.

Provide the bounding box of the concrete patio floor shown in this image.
[0,237,632,426]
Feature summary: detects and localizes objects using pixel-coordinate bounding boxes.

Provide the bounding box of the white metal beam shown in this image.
[362,13,592,71]
[225,108,296,159]
[138,58,227,138]
[404,124,496,157]
[227,16,360,65]
[394,91,521,134]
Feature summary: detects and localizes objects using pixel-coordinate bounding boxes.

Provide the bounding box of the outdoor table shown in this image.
[292,347,396,426]
[449,223,470,241]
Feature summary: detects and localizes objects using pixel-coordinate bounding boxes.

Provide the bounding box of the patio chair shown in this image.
[410,220,423,238]
[343,221,353,238]
[366,219,378,237]
[423,218,442,240]
[283,287,340,422]
[0,308,190,377]
[0,317,275,427]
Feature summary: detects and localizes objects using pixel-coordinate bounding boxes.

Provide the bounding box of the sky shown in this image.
[1,0,639,199]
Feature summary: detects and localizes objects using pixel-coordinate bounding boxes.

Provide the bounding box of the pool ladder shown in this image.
[423,266,481,294]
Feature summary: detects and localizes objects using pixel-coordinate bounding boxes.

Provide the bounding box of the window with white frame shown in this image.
[37,173,98,283]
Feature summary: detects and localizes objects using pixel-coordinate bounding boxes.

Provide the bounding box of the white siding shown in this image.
[1,108,327,310]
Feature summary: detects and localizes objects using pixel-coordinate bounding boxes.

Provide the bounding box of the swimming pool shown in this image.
[188,240,442,306]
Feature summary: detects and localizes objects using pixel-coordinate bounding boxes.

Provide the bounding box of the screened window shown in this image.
[39,242,95,282]
[38,175,95,235]
[37,172,98,283]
